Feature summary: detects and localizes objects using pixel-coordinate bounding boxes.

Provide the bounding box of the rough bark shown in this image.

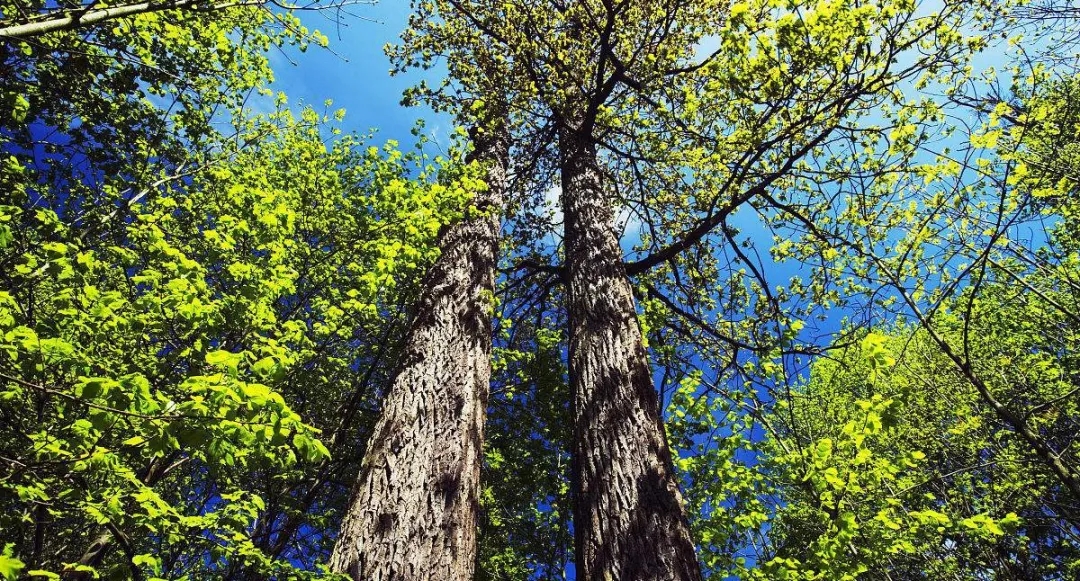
[328,124,507,580]
[560,125,703,581]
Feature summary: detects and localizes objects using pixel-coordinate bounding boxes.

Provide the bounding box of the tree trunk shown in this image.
[560,125,703,581]
[329,123,507,580]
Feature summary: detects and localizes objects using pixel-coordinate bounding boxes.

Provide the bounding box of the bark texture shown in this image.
[560,126,703,581]
[329,125,507,581]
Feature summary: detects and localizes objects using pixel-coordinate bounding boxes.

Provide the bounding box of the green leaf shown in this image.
[11,95,29,123]
[0,545,24,581]
[814,438,833,463]
[132,554,161,574]
[251,356,278,378]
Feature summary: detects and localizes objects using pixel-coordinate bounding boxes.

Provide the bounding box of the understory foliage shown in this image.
[3,0,1080,579]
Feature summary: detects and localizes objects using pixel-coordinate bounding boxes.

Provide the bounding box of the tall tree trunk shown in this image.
[560,125,703,581]
[329,122,507,580]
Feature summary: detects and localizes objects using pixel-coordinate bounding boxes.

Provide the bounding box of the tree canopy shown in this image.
[2,0,1080,579]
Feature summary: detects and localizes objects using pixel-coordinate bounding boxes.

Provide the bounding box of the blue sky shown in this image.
[268,2,448,147]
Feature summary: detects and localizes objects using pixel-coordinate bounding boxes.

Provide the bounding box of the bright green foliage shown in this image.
[670,318,1075,580]
[758,297,1080,580]
[757,337,1016,580]
[0,100,478,577]
[762,394,996,581]
[0,545,22,581]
